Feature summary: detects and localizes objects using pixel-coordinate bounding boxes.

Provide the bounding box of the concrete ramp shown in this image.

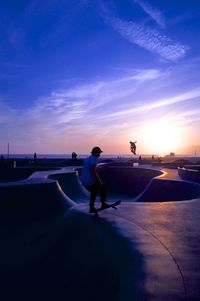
[48,171,89,203]
[0,178,74,220]
[178,167,200,183]
[99,167,163,198]
[22,166,200,204]
[135,178,200,202]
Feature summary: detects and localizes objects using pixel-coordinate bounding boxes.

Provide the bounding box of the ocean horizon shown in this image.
[1,153,200,160]
[1,153,142,159]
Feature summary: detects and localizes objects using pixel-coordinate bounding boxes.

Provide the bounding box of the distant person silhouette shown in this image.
[72,152,77,160]
[33,153,37,165]
[130,141,137,155]
[80,146,109,213]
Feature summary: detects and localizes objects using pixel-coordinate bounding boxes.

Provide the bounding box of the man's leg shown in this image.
[86,183,108,211]
[98,183,109,209]
[99,183,106,204]
[86,183,98,211]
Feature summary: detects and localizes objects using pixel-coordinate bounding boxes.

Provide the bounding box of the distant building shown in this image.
[164,152,175,158]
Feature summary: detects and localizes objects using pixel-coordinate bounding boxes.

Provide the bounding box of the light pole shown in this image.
[7,142,10,159]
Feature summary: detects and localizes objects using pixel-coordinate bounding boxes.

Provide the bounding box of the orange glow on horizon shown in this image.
[132,119,184,156]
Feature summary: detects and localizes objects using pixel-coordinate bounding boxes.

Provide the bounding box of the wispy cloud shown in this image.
[0,64,199,152]
[109,16,189,61]
[0,67,192,133]
[133,0,166,28]
[0,69,164,149]
[101,87,200,119]
[129,68,162,81]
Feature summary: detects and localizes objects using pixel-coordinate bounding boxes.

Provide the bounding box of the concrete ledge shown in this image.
[178,167,200,183]
[0,178,75,218]
[135,177,200,202]
[1,165,200,205]
[99,167,163,198]
[48,171,89,203]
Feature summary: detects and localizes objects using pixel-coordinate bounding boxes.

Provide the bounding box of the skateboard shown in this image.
[93,200,121,216]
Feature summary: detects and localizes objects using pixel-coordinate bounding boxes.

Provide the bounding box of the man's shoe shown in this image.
[89,207,97,213]
[101,203,109,209]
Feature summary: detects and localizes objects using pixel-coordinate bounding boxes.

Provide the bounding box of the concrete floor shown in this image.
[1,165,200,300]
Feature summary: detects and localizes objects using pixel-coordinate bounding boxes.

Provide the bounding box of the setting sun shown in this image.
[139,119,183,155]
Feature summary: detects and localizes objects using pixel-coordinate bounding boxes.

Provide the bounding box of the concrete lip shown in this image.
[66,165,200,203]
[1,164,200,204]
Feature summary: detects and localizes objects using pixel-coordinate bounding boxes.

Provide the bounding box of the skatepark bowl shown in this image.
[74,166,200,202]
[1,165,200,203]
[1,163,200,300]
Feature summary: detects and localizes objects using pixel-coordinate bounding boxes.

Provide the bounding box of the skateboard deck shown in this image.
[94,200,121,215]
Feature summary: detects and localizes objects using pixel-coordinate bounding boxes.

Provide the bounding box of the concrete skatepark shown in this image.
[0,161,200,300]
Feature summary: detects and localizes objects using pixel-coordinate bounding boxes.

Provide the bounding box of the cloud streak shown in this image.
[0,64,199,153]
[109,16,189,61]
[100,87,200,120]
[1,68,198,133]
[133,0,166,28]
[0,69,164,147]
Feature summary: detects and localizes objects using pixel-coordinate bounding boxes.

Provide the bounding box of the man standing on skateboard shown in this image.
[80,146,109,213]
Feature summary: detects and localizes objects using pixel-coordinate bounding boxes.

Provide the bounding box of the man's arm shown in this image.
[90,165,103,185]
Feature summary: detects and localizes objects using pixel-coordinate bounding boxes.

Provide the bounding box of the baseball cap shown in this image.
[91,146,103,154]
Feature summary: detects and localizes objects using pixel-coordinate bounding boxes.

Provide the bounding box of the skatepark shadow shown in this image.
[0,209,149,301]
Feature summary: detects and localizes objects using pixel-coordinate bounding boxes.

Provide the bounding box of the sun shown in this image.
[139,119,183,155]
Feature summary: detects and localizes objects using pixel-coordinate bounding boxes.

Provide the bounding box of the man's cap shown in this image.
[91,146,103,154]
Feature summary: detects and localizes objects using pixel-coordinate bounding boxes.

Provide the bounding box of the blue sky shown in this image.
[1,0,200,155]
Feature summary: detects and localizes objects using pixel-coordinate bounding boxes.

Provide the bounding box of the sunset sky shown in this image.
[0,0,200,156]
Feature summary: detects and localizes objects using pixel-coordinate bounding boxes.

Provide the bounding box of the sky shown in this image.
[0,0,200,156]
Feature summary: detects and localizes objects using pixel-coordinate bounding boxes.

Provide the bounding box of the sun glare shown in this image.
[139,119,183,155]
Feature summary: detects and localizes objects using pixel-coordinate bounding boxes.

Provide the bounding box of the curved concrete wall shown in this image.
[0,179,75,219]
[178,167,200,183]
[50,168,200,203]
[99,167,163,198]
[0,167,59,182]
[135,178,200,202]
[2,166,200,208]
[48,171,89,203]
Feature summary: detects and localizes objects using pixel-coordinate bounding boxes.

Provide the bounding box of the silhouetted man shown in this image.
[80,146,108,213]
